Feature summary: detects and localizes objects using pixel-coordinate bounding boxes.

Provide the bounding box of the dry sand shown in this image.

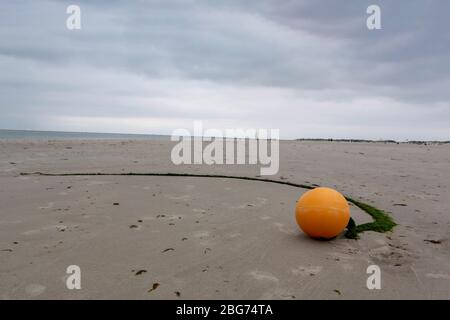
[0,139,449,299]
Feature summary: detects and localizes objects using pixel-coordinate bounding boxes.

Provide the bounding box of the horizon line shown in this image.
[0,128,449,143]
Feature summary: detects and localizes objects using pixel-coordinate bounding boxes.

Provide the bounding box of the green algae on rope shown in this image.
[20,171,396,239]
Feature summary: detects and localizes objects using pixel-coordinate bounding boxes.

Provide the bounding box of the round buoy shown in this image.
[295,187,350,239]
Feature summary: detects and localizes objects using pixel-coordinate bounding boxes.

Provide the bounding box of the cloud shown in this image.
[0,0,449,140]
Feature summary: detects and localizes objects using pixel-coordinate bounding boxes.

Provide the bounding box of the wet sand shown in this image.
[0,139,449,299]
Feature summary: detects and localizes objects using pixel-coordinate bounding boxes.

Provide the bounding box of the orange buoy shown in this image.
[295,187,350,239]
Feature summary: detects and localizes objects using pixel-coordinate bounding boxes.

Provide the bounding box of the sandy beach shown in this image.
[1,139,449,299]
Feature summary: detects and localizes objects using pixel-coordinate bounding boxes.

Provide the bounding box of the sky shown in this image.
[0,0,449,140]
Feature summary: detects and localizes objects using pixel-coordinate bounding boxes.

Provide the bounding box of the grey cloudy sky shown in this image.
[1,0,449,140]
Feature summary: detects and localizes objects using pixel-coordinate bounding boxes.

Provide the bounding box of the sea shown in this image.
[0,129,169,140]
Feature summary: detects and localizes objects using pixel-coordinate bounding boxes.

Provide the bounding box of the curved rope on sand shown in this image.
[20,171,396,239]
